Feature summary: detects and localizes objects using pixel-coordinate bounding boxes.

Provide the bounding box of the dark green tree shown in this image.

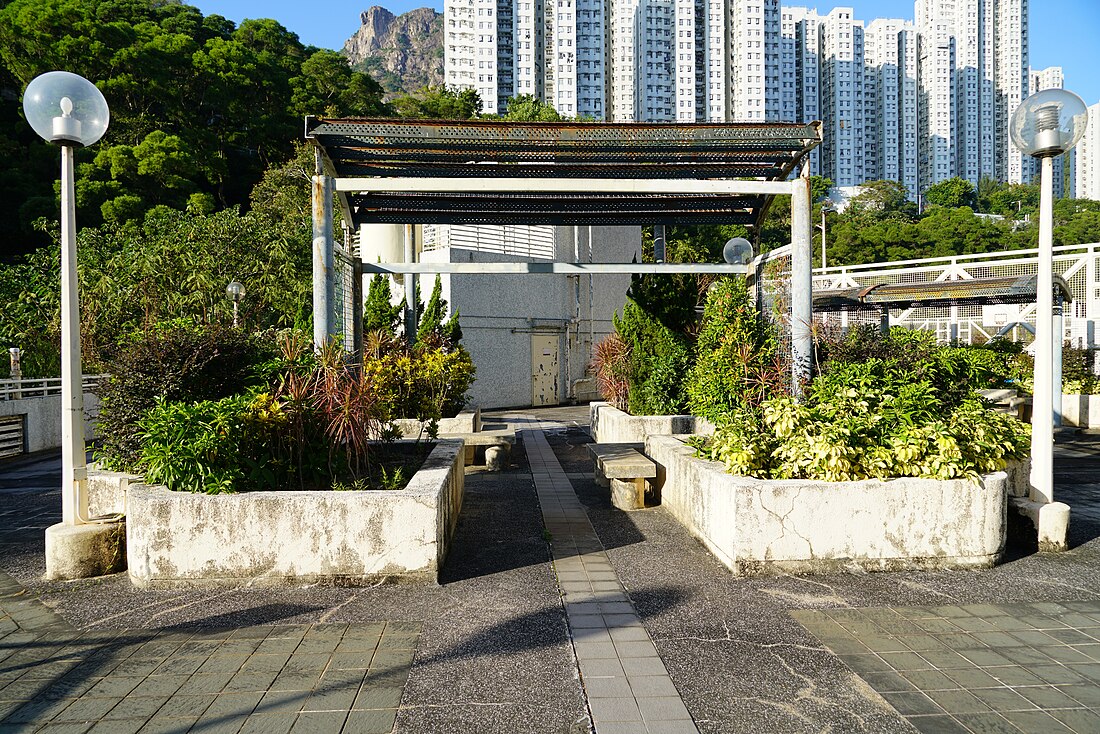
[923,177,978,209]
[364,274,402,335]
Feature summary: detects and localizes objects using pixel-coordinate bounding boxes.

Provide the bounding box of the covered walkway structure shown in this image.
[305,118,822,390]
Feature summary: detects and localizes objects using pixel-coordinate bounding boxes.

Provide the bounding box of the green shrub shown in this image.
[613,299,692,415]
[364,344,476,421]
[96,324,276,470]
[692,356,1031,481]
[1061,346,1100,394]
[686,278,786,422]
[363,274,402,335]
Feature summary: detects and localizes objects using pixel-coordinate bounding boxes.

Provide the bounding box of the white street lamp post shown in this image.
[1009,89,1088,534]
[23,72,109,527]
[818,203,832,270]
[226,281,245,328]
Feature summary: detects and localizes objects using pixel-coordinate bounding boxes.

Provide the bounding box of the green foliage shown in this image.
[923,177,978,209]
[693,351,1032,482]
[364,343,476,422]
[500,94,565,121]
[0,0,385,243]
[686,278,786,422]
[0,239,62,377]
[364,274,402,336]
[415,275,462,346]
[1061,346,1100,394]
[96,325,276,471]
[613,300,692,415]
[390,85,482,119]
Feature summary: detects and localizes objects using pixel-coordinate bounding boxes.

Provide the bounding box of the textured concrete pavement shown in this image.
[1,407,1100,733]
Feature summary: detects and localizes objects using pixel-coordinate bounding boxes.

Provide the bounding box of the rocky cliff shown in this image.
[343,6,443,97]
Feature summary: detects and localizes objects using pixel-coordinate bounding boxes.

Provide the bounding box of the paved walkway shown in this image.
[523,424,697,734]
[1,408,1100,733]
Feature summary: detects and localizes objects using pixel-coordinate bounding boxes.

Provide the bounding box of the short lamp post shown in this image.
[23,72,109,529]
[226,281,245,328]
[1009,88,1088,544]
[818,202,833,270]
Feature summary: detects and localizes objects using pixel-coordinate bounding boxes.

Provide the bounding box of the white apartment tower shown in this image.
[550,0,608,117]
[1073,103,1100,202]
[728,0,781,120]
[782,8,822,175]
[915,0,957,189]
[1029,66,1066,196]
[995,0,1029,184]
[865,19,920,198]
[819,8,864,186]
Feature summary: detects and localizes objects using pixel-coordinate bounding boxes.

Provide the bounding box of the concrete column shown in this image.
[349,226,363,361]
[404,224,417,344]
[790,165,813,397]
[311,167,335,349]
[1054,292,1063,427]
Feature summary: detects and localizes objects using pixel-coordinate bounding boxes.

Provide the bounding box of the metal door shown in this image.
[531,334,560,406]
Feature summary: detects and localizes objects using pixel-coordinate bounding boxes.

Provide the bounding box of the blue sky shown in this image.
[193,0,1100,106]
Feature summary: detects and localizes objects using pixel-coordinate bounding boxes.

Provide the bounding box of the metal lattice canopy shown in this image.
[813,274,1074,312]
[305,117,822,230]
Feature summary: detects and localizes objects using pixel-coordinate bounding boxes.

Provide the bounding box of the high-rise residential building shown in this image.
[1028,66,1066,196]
[865,19,920,198]
[1071,103,1100,202]
[782,7,822,174]
[995,0,1029,184]
[444,0,1031,195]
[819,8,864,186]
[728,0,781,120]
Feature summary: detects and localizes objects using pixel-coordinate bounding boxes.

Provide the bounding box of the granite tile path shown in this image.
[517,416,700,734]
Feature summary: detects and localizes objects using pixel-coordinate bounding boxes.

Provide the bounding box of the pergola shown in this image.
[305,118,822,389]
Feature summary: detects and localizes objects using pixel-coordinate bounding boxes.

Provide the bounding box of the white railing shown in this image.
[0,375,106,401]
[758,242,1100,347]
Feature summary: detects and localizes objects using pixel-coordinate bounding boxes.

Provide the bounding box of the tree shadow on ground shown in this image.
[416,586,691,666]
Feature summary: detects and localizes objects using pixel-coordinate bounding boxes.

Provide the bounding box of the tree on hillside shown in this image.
[0,0,385,248]
[390,85,481,119]
[923,177,977,209]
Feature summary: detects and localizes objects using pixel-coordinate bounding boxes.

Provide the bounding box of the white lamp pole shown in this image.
[23,72,109,526]
[1009,88,1088,508]
[227,281,246,328]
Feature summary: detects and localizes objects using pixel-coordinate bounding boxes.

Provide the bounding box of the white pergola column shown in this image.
[312,167,335,348]
[790,165,813,397]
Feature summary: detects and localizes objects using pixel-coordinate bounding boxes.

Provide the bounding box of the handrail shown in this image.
[0,375,106,401]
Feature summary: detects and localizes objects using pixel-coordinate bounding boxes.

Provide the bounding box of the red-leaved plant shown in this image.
[591,333,631,411]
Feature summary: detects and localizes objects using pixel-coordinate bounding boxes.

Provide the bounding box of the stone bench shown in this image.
[441,431,515,471]
[586,443,657,511]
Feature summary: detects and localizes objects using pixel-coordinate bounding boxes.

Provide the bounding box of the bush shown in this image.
[1061,346,1100,394]
[364,343,476,422]
[591,332,630,411]
[686,277,786,422]
[613,300,692,415]
[692,360,1030,482]
[139,339,391,493]
[95,324,276,470]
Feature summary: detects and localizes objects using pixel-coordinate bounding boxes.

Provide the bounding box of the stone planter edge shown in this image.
[647,434,1025,576]
[123,438,464,588]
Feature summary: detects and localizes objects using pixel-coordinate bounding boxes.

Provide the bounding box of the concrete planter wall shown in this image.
[589,402,714,444]
[126,439,464,588]
[393,407,480,438]
[1061,394,1100,428]
[647,435,1025,575]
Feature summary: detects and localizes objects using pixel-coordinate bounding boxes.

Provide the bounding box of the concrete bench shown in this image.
[441,431,515,471]
[586,443,657,511]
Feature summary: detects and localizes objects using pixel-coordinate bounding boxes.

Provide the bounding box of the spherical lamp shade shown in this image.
[1009,88,1088,158]
[226,281,246,302]
[723,237,754,266]
[23,71,109,147]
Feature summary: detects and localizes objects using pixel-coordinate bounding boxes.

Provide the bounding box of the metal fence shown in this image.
[334,244,360,354]
[757,242,1100,347]
[0,375,106,402]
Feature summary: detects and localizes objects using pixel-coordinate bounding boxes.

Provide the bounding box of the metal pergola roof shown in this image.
[813,274,1073,312]
[305,117,822,230]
